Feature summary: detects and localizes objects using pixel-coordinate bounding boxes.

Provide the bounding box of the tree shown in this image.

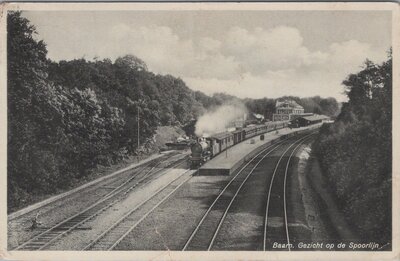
[313,54,392,243]
[8,11,66,207]
[115,54,148,72]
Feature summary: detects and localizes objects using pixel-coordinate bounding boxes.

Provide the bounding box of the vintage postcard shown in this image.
[0,2,399,260]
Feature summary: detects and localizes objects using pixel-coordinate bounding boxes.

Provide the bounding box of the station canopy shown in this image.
[300,115,330,122]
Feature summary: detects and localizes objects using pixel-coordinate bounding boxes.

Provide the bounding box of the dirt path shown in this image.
[297,143,359,250]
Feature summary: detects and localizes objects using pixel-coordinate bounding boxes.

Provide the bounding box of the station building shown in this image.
[290,114,330,127]
[272,100,305,121]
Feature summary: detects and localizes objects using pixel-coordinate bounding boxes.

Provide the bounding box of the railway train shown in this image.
[190,121,288,168]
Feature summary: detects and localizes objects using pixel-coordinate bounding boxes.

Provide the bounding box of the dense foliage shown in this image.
[7,12,204,210]
[313,55,392,243]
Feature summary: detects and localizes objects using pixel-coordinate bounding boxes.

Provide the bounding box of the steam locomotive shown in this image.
[190,121,288,168]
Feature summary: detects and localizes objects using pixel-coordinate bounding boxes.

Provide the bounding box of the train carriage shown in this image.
[266,122,275,131]
[212,132,234,152]
[257,125,268,134]
[232,129,245,144]
[243,125,258,139]
[190,121,289,168]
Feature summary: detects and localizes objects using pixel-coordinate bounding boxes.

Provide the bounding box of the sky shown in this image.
[22,10,392,102]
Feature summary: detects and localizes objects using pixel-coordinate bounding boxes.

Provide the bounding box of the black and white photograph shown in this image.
[0,2,399,260]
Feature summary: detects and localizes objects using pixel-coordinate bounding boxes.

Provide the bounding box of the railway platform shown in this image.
[198,124,321,176]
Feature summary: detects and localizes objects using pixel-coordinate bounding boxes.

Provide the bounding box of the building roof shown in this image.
[276,100,304,109]
[298,113,314,116]
[301,114,330,121]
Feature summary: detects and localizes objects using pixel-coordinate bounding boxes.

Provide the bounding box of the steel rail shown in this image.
[282,134,315,251]
[263,133,316,251]
[182,136,293,251]
[83,168,192,250]
[208,133,313,251]
[13,154,187,251]
[109,173,193,250]
[7,153,177,222]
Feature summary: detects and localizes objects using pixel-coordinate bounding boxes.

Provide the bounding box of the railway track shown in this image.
[8,152,179,224]
[84,169,193,250]
[181,135,300,250]
[263,134,315,251]
[13,153,188,251]
[182,133,314,251]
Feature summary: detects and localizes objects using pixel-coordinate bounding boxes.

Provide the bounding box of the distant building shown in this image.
[272,100,305,121]
[290,114,330,127]
[289,112,313,121]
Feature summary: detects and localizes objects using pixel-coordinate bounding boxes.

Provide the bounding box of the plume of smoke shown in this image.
[195,103,247,137]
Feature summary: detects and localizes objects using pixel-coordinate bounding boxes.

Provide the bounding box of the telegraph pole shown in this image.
[137,100,141,161]
[226,128,228,158]
[137,105,140,149]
